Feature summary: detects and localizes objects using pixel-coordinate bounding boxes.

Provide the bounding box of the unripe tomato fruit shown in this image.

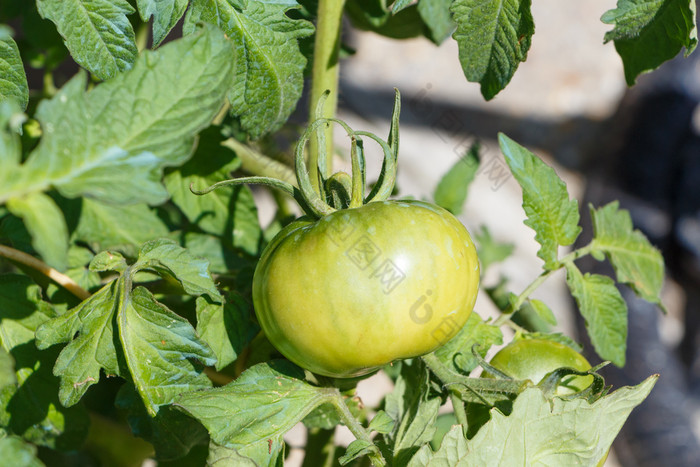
[252,200,480,377]
[484,339,593,395]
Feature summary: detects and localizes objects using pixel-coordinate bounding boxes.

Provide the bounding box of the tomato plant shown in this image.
[0,0,692,466]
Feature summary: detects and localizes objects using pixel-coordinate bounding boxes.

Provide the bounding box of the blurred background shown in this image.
[295,0,700,465]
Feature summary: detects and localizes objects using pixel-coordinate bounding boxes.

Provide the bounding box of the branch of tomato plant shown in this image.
[0,244,90,300]
[422,353,525,405]
[222,138,297,186]
[492,243,594,327]
[328,389,388,467]
[308,0,347,191]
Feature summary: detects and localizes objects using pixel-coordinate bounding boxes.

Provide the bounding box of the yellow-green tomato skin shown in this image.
[252,200,480,378]
[485,339,593,395]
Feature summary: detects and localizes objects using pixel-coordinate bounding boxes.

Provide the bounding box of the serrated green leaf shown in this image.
[116,383,209,460]
[474,226,514,272]
[6,192,69,270]
[72,199,170,257]
[37,246,219,412]
[434,312,503,375]
[175,361,334,449]
[499,134,581,270]
[137,0,189,47]
[0,274,89,450]
[36,0,138,80]
[451,0,534,99]
[0,435,45,467]
[0,25,236,205]
[136,238,223,302]
[411,378,656,466]
[602,0,697,85]
[565,264,628,367]
[433,142,479,215]
[119,287,216,416]
[590,201,665,308]
[196,294,259,371]
[0,36,28,109]
[521,299,557,326]
[418,0,455,44]
[90,250,127,272]
[383,360,441,465]
[35,281,122,406]
[369,410,395,434]
[184,0,314,138]
[340,439,374,465]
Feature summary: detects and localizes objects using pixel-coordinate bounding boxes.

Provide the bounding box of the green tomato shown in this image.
[253,200,480,378]
[484,339,593,395]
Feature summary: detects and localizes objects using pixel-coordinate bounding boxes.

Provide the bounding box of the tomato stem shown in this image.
[449,392,469,436]
[308,0,346,191]
[0,244,90,300]
[492,242,595,326]
[330,390,387,466]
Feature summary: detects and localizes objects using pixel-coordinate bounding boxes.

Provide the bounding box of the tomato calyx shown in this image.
[191,89,402,220]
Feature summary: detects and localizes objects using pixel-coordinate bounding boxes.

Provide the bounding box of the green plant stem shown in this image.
[450,391,468,435]
[331,391,387,467]
[223,138,297,186]
[135,21,149,52]
[493,243,594,326]
[0,244,90,300]
[308,0,346,191]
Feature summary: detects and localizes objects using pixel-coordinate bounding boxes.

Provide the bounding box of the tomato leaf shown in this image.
[409,378,656,466]
[499,134,581,270]
[136,0,188,47]
[433,142,479,215]
[369,410,396,434]
[590,201,665,309]
[0,36,28,109]
[340,439,375,465]
[0,275,89,450]
[474,226,514,272]
[36,0,137,80]
[196,294,259,371]
[0,434,45,467]
[0,25,235,206]
[36,242,219,414]
[451,0,534,100]
[71,199,170,258]
[382,360,441,465]
[119,287,216,416]
[6,193,69,271]
[434,312,503,375]
[418,0,456,45]
[175,361,335,448]
[136,239,223,302]
[602,0,697,85]
[184,0,314,138]
[565,264,628,367]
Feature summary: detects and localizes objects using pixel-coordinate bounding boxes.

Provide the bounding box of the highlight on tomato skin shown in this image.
[252,199,480,378]
[483,338,594,395]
